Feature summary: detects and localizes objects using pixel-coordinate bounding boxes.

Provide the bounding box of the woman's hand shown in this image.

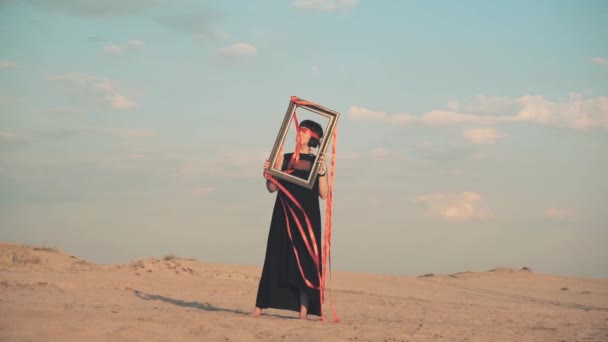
[317,153,327,175]
[264,144,284,177]
[263,160,271,178]
[263,157,280,193]
[317,153,329,199]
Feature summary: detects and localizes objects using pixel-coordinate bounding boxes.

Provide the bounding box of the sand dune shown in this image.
[1,241,607,341]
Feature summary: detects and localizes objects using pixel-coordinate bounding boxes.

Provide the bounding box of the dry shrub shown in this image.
[12,251,41,265]
[32,241,59,253]
[33,246,59,253]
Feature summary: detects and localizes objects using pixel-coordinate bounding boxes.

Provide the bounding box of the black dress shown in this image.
[255,152,323,316]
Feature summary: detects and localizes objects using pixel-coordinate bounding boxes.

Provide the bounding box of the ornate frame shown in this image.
[265,96,340,189]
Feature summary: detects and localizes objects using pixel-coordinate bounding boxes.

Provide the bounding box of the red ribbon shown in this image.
[287,111,301,171]
[323,125,339,322]
[286,96,320,172]
[299,127,320,140]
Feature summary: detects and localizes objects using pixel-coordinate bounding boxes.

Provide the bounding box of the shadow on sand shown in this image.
[132,289,298,320]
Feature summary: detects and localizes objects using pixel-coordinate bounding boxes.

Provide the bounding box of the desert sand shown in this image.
[1,242,607,341]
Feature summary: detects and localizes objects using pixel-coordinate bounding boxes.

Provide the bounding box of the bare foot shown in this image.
[252,307,262,318]
[299,305,308,320]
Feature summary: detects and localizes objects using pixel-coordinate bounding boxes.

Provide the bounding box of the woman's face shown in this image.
[298,127,316,146]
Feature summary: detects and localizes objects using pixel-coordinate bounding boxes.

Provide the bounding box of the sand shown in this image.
[1,241,607,341]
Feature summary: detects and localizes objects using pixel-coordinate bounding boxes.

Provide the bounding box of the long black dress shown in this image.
[255,152,323,316]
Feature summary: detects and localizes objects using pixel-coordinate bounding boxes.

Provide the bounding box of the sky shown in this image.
[1,0,607,279]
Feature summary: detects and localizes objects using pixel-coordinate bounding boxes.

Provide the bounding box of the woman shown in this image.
[253,119,329,320]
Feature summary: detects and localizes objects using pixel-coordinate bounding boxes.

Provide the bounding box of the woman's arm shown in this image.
[263,160,279,193]
[264,145,284,193]
[266,178,278,192]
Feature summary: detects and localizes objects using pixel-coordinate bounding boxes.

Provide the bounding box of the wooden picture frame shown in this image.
[265,96,340,189]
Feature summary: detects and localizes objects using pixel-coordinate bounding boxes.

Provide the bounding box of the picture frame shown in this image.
[265,96,340,189]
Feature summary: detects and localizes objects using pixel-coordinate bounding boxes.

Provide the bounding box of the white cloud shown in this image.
[81,127,156,138]
[447,100,460,110]
[591,57,608,66]
[421,110,502,125]
[0,96,21,105]
[50,73,137,110]
[463,127,503,144]
[291,0,358,13]
[211,43,257,61]
[127,153,147,161]
[468,95,518,115]
[336,152,360,160]
[102,40,145,53]
[371,147,389,158]
[348,106,387,121]
[110,94,137,110]
[416,192,492,221]
[0,131,14,140]
[312,65,320,76]
[514,94,608,129]
[349,106,500,125]
[0,60,18,69]
[513,95,555,125]
[349,93,608,130]
[544,208,577,221]
[173,150,269,180]
[348,106,417,124]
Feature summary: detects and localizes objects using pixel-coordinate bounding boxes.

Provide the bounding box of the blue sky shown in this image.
[1,0,607,279]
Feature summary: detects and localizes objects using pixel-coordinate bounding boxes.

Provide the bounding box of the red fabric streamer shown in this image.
[287,111,301,171]
[299,127,320,140]
[286,96,320,172]
[324,126,339,322]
